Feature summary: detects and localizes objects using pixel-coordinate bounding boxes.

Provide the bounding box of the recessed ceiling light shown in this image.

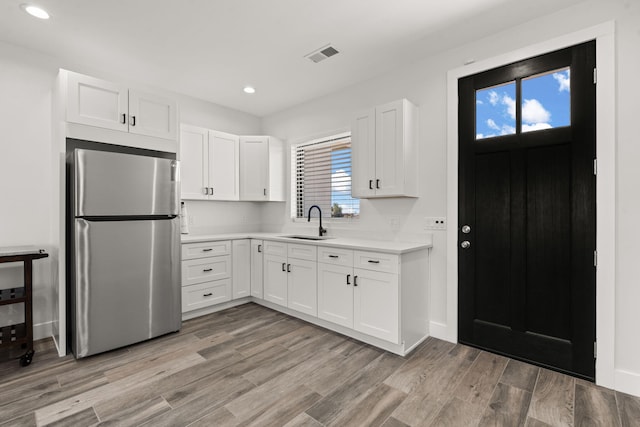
[243,86,256,94]
[21,4,50,19]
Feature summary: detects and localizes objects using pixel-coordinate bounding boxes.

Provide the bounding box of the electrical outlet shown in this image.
[389,216,400,231]
[424,217,446,230]
[189,215,195,226]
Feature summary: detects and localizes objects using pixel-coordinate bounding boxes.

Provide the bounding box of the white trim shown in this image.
[446,22,616,389]
[33,321,53,341]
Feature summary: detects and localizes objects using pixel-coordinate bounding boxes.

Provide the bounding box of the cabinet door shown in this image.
[287,258,317,316]
[250,240,264,298]
[351,108,376,197]
[208,131,240,200]
[179,125,209,200]
[317,263,354,328]
[67,72,128,132]
[375,100,405,197]
[263,253,287,307]
[239,136,269,201]
[353,269,399,343]
[128,90,178,140]
[232,240,251,299]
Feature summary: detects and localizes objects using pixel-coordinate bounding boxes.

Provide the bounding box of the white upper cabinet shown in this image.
[209,130,240,200]
[66,71,177,141]
[179,125,240,201]
[351,99,418,198]
[128,90,177,140]
[239,136,285,201]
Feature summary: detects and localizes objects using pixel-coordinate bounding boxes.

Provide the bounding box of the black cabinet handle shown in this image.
[130,115,136,126]
[210,187,214,195]
[121,113,126,124]
[287,264,291,273]
[282,263,286,271]
[367,260,380,264]
[376,179,380,189]
[328,255,339,259]
[354,275,358,286]
[369,180,373,190]
[203,293,213,297]
[263,188,267,196]
[202,248,213,252]
[203,268,213,272]
[346,274,351,285]
[258,244,262,253]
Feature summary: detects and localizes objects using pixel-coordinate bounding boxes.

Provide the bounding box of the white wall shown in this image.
[261,0,640,395]
[0,40,262,341]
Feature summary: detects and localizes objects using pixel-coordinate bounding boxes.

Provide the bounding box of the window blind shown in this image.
[294,136,360,219]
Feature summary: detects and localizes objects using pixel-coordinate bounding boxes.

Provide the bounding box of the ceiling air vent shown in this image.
[305,44,340,63]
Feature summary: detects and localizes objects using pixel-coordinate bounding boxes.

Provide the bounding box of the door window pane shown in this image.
[521,67,570,133]
[476,82,516,140]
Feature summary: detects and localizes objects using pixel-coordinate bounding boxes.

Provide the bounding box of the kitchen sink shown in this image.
[279,235,334,241]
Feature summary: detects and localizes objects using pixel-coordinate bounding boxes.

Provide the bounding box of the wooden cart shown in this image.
[0,246,48,366]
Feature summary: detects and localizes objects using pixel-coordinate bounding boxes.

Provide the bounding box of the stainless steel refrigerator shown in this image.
[69,147,181,358]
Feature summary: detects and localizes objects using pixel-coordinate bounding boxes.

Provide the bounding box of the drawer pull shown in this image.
[203,268,213,272]
[328,255,339,259]
[367,260,380,264]
[203,293,213,297]
[346,274,351,285]
[202,248,213,252]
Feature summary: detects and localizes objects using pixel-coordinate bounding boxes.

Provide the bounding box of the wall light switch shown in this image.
[424,217,446,230]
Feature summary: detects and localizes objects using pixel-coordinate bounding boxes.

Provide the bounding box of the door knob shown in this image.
[462,225,471,234]
[461,241,471,249]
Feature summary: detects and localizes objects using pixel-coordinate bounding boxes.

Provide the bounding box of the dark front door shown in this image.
[458,41,596,380]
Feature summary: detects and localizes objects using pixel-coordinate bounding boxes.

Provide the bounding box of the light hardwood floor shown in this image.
[1,303,639,427]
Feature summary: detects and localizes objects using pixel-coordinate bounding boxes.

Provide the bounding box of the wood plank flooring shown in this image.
[0,303,638,427]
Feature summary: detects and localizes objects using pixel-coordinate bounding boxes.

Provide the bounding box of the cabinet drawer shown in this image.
[182,241,231,260]
[317,247,353,266]
[182,255,231,286]
[263,240,287,256]
[354,251,399,274]
[287,244,317,261]
[182,279,231,312]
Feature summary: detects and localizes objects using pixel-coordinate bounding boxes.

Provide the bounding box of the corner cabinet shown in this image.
[351,99,418,198]
[239,136,285,201]
[180,125,240,200]
[66,71,177,141]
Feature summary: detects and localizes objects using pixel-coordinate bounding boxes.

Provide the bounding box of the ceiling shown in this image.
[0,0,586,117]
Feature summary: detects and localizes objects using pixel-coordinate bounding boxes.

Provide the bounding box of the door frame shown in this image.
[445,22,615,388]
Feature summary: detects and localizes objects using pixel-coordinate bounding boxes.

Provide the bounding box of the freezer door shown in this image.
[73,218,181,358]
[74,148,179,217]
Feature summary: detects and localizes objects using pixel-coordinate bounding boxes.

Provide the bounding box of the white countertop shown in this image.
[181,232,432,254]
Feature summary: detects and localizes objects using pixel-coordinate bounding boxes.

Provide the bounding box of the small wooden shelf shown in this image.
[0,247,48,366]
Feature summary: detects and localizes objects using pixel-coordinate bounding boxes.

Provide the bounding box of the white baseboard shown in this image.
[33,321,53,341]
[615,369,640,397]
[429,321,456,344]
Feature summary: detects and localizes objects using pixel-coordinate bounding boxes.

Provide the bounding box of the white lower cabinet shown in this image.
[263,241,317,316]
[232,240,250,299]
[318,248,399,344]
[317,263,354,328]
[353,268,398,343]
[250,240,264,298]
[181,241,232,313]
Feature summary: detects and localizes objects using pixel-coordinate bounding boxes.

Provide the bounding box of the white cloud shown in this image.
[488,91,499,106]
[522,123,553,132]
[522,98,551,124]
[476,99,484,105]
[331,169,351,193]
[503,95,516,119]
[476,133,485,139]
[501,125,515,135]
[487,119,500,130]
[553,69,570,92]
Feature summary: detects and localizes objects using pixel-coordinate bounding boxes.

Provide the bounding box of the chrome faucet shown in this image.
[307,205,327,237]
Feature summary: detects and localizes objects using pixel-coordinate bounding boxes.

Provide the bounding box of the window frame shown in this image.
[290,131,360,222]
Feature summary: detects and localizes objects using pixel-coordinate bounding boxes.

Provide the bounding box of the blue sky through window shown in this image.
[476,67,570,139]
[331,147,359,216]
